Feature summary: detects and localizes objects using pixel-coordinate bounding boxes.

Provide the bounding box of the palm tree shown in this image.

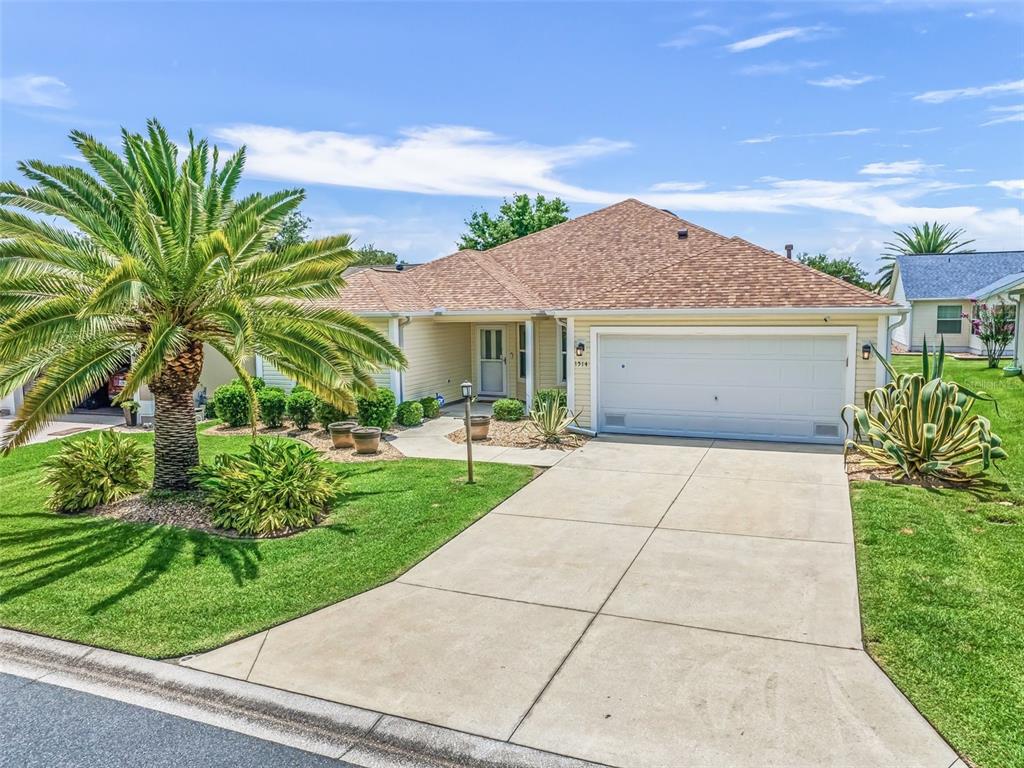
[876,222,975,293]
[0,120,404,490]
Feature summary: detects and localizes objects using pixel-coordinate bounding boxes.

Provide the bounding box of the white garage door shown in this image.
[597,332,850,444]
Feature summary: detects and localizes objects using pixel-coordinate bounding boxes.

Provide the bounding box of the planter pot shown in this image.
[469,415,491,441]
[328,420,359,449]
[352,426,382,454]
[123,408,138,427]
[1004,366,1022,377]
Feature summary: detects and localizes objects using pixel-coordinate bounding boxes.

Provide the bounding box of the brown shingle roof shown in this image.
[329,199,893,313]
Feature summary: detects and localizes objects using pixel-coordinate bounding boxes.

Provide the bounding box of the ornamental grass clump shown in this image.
[843,339,1007,481]
[42,431,149,513]
[190,439,337,536]
[527,396,580,443]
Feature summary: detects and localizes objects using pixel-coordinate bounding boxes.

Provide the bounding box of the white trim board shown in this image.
[588,325,858,444]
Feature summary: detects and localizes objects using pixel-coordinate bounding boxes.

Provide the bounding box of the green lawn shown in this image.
[0,427,533,659]
[851,357,1023,768]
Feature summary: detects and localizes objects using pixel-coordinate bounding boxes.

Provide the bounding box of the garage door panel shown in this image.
[597,332,848,444]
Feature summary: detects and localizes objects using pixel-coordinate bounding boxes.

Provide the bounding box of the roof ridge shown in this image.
[729,236,893,305]
[466,250,546,309]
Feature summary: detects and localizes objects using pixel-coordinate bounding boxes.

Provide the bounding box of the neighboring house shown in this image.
[889,251,1024,362]
[249,199,902,445]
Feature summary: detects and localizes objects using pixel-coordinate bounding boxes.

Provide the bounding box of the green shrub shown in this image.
[42,431,149,513]
[212,383,252,427]
[396,400,424,426]
[257,387,288,428]
[203,397,218,421]
[533,388,567,410]
[191,439,337,535]
[492,398,525,421]
[419,396,441,419]
[844,339,1007,480]
[286,388,318,429]
[356,388,397,429]
[314,397,351,429]
[227,376,264,390]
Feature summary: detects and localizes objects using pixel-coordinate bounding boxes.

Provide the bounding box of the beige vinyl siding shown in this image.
[361,318,392,389]
[569,315,883,431]
[908,300,971,351]
[261,360,297,392]
[511,317,562,399]
[402,318,471,404]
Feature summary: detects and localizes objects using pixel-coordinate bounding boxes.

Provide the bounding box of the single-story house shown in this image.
[889,251,1024,362]
[244,199,901,445]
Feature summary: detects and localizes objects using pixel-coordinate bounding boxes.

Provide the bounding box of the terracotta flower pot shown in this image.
[469,415,491,441]
[352,426,382,454]
[328,420,359,449]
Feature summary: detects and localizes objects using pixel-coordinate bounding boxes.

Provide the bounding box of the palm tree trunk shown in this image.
[150,341,204,491]
[152,386,199,491]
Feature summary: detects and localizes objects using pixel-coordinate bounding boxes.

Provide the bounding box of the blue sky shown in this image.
[2,1,1022,272]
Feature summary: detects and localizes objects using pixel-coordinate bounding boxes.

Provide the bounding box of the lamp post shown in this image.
[461,380,474,484]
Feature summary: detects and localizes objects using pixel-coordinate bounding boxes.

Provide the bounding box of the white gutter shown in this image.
[554,306,904,317]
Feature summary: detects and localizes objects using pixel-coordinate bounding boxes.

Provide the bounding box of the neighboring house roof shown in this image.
[329,199,893,314]
[895,251,1024,300]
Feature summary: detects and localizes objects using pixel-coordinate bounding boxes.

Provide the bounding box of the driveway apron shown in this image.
[184,436,956,768]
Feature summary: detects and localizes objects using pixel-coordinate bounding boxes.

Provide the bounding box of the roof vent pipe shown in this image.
[785,244,794,260]
[677,228,688,240]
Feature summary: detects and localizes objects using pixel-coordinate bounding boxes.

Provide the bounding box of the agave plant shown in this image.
[842,339,1006,481]
[0,120,404,489]
[526,396,580,443]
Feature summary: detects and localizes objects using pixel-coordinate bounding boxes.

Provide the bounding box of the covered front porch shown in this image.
[389,313,569,408]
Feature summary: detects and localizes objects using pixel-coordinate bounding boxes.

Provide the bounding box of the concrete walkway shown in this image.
[184,436,957,768]
[390,414,569,467]
[0,412,124,445]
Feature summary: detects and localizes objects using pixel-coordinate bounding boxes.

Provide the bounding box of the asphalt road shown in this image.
[0,673,351,767]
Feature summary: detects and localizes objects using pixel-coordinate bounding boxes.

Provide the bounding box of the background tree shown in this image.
[797,252,872,290]
[458,193,569,250]
[0,120,404,489]
[876,222,975,292]
[268,211,311,253]
[353,243,399,266]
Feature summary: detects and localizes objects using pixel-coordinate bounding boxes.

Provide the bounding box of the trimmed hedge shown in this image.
[356,388,397,429]
[286,388,318,429]
[396,400,424,427]
[492,398,525,421]
[257,387,288,428]
[533,388,567,410]
[211,383,251,427]
[419,396,441,419]
[314,397,350,429]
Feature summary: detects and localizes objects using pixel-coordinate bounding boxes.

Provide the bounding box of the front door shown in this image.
[478,327,506,396]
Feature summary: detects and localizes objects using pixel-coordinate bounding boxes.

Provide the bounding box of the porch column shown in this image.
[388,317,402,400]
[525,318,535,407]
[1014,293,1023,367]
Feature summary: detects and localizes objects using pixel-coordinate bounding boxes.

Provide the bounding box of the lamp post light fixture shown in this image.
[460,380,474,484]
[575,341,585,357]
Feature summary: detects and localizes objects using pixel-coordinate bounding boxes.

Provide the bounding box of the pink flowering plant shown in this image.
[965,302,1016,368]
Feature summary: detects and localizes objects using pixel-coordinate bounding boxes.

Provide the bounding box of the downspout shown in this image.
[885,311,909,383]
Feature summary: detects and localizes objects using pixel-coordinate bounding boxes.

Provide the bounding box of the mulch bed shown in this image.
[844,450,987,490]
[87,493,320,539]
[206,421,404,462]
[447,419,588,451]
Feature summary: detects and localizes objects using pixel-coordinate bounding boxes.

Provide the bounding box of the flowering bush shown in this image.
[966,302,1015,368]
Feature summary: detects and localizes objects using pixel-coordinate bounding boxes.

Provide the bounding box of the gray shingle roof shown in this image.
[896,251,1024,299]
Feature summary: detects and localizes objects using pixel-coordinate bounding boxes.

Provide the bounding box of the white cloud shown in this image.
[914,78,1024,104]
[981,103,1024,126]
[726,26,826,53]
[808,74,880,89]
[649,181,708,192]
[859,160,937,176]
[214,124,632,200]
[740,127,877,144]
[900,127,942,135]
[660,24,729,49]
[215,122,1023,253]
[738,60,824,76]
[0,74,72,109]
[988,179,1024,198]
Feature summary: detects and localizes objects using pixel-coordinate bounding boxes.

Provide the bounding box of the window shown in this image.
[518,324,526,380]
[559,324,568,383]
[936,305,963,335]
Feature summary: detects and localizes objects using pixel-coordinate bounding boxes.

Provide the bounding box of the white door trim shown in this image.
[477,325,507,396]
[589,325,858,440]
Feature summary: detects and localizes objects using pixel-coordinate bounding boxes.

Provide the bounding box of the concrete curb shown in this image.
[0,628,603,768]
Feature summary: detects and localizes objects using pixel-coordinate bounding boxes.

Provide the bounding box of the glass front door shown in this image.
[479,327,506,395]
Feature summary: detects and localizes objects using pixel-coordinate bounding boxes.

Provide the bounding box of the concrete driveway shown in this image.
[184,436,956,768]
